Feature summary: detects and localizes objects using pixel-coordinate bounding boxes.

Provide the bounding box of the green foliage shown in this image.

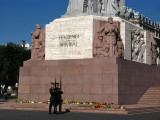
[0,43,31,86]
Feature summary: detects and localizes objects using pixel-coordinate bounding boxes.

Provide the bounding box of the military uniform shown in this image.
[55,87,63,113]
[49,84,57,114]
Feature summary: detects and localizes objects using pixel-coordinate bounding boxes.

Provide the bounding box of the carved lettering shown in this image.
[59,40,78,47]
[59,34,79,40]
[59,34,79,47]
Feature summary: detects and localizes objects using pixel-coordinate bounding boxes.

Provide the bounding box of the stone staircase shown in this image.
[138,87,160,105]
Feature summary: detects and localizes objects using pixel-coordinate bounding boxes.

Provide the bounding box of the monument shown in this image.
[18,0,160,105]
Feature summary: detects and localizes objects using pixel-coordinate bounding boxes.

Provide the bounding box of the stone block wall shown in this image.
[18,58,160,104]
[117,59,160,104]
[18,58,119,104]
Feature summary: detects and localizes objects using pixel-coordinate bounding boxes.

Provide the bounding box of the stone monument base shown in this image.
[18,58,160,105]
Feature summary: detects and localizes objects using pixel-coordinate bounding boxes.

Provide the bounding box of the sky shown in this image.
[0,0,160,46]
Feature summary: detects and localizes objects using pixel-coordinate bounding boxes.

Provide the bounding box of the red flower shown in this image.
[95,105,100,108]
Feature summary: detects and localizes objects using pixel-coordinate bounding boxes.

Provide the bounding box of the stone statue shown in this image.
[94,17,124,58]
[106,0,120,15]
[131,28,145,62]
[31,24,45,60]
[137,40,145,62]
[66,0,71,15]
[83,0,89,12]
[98,17,119,56]
[119,0,125,7]
[65,0,84,15]
[93,33,109,58]
[151,33,158,65]
[77,0,84,13]
[88,0,103,13]
[119,6,127,18]
[92,0,98,12]
[97,0,103,13]
[88,0,94,13]
[151,45,157,65]
[116,38,124,58]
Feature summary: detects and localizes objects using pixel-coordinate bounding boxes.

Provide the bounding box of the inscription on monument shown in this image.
[59,34,79,47]
[45,16,94,60]
[59,34,79,40]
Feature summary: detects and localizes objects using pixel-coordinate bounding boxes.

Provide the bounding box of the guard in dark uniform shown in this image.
[49,82,57,114]
[55,83,63,114]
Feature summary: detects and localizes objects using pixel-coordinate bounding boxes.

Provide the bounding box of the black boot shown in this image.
[54,107,57,114]
[49,111,52,114]
[59,104,62,114]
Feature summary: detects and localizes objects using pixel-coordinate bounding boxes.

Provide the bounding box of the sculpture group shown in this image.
[65,0,137,20]
[94,17,124,58]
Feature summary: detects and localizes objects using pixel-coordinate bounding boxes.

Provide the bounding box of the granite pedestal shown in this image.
[18,57,160,105]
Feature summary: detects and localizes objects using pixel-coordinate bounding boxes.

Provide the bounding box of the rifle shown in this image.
[55,77,57,89]
[60,76,62,90]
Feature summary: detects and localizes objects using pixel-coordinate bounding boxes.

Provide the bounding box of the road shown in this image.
[0,110,160,120]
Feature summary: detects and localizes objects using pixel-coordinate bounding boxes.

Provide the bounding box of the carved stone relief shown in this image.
[93,17,124,58]
[131,28,145,62]
[151,33,158,65]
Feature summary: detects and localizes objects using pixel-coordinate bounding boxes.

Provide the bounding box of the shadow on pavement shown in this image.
[49,109,70,115]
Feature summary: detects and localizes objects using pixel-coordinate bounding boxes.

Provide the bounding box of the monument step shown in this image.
[140,95,160,97]
[138,87,160,105]
[144,92,160,94]
[70,109,128,114]
[147,88,160,90]
[144,90,160,92]
[147,87,160,89]
[127,107,160,114]
[138,99,160,101]
[146,89,160,91]
[138,101,160,104]
[138,100,160,103]
[143,94,160,95]
[140,98,160,100]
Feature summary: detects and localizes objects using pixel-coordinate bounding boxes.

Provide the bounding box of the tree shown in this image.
[0,45,8,96]
[0,43,31,88]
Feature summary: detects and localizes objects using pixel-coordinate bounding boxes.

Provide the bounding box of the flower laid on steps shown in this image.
[14,100,127,110]
[88,104,126,110]
[14,100,50,104]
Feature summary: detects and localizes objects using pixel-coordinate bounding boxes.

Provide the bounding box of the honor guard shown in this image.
[55,83,63,114]
[49,82,57,114]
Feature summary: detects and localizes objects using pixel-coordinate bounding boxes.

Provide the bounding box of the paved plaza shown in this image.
[0,110,160,120]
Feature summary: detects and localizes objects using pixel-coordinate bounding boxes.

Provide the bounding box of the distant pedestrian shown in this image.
[0,88,3,99]
[3,88,7,100]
